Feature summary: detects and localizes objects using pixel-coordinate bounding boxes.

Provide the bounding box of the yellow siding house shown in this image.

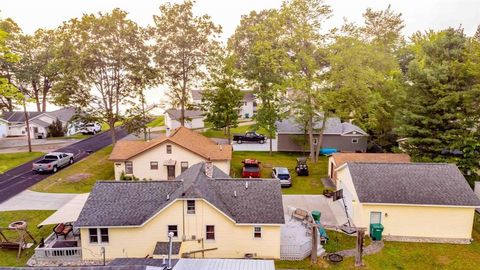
[75,162,284,262]
[336,162,480,243]
[109,127,232,180]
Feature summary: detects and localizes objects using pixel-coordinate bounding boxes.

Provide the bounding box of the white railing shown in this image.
[280,240,311,260]
[35,246,82,259]
[34,232,82,260]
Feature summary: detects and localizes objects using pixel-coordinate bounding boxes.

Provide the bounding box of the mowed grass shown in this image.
[202,124,270,139]
[147,116,165,127]
[30,146,114,193]
[231,151,326,194]
[276,214,480,270]
[0,210,55,267]
[0,152,44,174]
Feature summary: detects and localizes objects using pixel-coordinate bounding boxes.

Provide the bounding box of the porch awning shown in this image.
[38,193,89,227]
[163,159,177,166]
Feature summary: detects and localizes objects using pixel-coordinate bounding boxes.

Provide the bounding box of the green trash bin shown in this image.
[311,211,321,222]
[370,223,384,241]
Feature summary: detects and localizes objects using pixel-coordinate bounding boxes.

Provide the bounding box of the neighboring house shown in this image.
[75,162,285,261]
[336,162,480,243]
[165,109,205,131]
[275,116,369,153]
[109,127,232,180]
[0,118,8,138]
[191,90,257,119]
[0,107,76,139]
[327,153,411,182]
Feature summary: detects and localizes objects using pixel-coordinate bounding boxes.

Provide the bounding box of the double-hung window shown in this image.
[254,227,262,238]
[187,200,195,214]
[89,228,109,244]
[150,161,159,170]
[168,225,178,238]
[206,225,215,240]
[166,145,172,154]
[125,161,133,174]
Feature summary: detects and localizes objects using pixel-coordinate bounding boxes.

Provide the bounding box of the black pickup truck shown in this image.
[233,131,266,144]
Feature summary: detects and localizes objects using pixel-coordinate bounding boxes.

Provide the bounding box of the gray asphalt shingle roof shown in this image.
[1,111,43,122]
[76,163,285,227]
[276,116,367,136]
[166,109,204,120]
[154,242,182,255]
[347,162,480,207]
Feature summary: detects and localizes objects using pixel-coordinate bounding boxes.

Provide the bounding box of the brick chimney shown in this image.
[205,159,213,178]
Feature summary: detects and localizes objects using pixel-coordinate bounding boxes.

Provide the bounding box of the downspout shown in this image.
[167,232,173,270]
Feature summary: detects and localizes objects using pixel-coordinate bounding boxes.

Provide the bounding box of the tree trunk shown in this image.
[315,115,328,163]
[109,119,117,145]
[32,81,41,112]
[269,132,273,156]
[308,117,316,163]
[42,79,49,112]
[227,126,231,144]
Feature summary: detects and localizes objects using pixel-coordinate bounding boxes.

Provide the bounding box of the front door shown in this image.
[167,165,175,180]
[370,211,382,224]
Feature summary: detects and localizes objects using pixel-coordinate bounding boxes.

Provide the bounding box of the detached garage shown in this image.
[336,162,480,243]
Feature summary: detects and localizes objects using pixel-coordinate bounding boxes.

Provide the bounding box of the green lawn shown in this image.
[29,146,114,193]
[0,210,54,267]
[276,214,480,270]
[0,152,44,174]
[202,124,270,139]
[147,116,165,127]
[231,151,327,194]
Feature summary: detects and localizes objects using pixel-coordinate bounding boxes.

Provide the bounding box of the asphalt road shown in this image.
[0,127,128,204]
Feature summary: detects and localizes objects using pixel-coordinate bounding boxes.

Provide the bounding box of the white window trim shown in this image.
[89,228,109,245]
[352,138,359,144]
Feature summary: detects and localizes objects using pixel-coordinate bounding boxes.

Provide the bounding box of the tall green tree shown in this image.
[228,9,288,154]
[0,18,22,111]
[53,9,152,144]
[201,60,242,144]
[280,0,332,162]
[151,0,221,126]
[325,6,405,150]
[396,28,480,184]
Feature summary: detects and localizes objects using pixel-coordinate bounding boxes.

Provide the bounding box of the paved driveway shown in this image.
[0,190,78,211]
[0,127,128,203]
[233,139,278,152]
[282,195,348,228]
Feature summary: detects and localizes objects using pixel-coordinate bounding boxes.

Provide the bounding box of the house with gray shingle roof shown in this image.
[0,107,76,138]
[165,108,205,131]
[75,162,284,262]
[275,116,368,153]
[335,162,480,243]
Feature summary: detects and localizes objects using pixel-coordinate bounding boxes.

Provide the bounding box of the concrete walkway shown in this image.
[337,240,384,257]
[0,190,78,211]
[282,195,348,228]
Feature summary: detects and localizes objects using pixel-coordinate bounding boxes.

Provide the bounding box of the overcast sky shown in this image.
[2,0,479,110]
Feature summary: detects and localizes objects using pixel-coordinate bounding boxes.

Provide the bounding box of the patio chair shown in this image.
[53,223,73,239]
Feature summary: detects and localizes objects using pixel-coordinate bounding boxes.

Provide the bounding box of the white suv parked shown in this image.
[80,123,102,135]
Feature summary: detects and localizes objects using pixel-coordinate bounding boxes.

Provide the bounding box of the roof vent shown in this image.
[234,190,237,198]
[219,145,223,151]
[245,182,249,189]
[205,160,213,178]
[166,194,170,200]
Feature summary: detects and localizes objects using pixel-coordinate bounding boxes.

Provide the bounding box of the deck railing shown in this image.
[34,232,82,260]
